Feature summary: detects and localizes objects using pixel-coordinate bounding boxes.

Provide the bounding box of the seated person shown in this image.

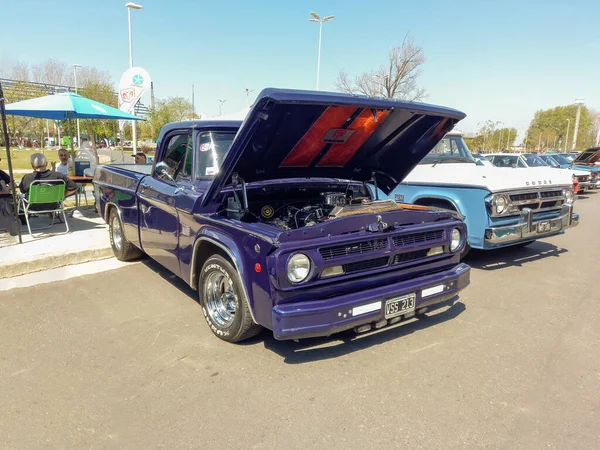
[0,169,10,194]
[19,153,78,211]
[134,152,147,164]
[51,148,70,175]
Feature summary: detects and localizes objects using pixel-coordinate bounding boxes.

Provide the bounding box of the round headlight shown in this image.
[563,187,574,203]
[450,228,462,252]
[495,195,508,214]
[287,253,311,283]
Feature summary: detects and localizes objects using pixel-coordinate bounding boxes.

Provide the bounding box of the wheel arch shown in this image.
[190,236,258,324]
[413,195,461,213]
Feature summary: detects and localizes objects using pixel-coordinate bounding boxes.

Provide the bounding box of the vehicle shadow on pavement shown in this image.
[142,258,199,298]
[140,258,466,363]
[259,299,465,364]
[466,241,567,271]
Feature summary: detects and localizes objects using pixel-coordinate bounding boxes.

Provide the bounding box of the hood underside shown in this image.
[201,89,465,206]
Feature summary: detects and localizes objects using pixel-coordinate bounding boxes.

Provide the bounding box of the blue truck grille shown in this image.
[392,230,445,247]
[540,190,564,198]
[319,238,387,260]
[342,256,389,273]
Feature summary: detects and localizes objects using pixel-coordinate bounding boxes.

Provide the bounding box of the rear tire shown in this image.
[199,255,262,343]
[108,208,142,261]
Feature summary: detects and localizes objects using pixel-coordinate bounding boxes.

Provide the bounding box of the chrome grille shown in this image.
[510,192,538,202]
[503,188,565,214]
[540,190,563,199]
[576,175,590,182]
[392,230,445,247]
[319,238,387,260]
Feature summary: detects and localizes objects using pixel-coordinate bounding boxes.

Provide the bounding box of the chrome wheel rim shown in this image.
[111,217,122,251]
[204,270,237,328]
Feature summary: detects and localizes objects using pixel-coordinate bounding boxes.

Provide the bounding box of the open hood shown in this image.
[572,147,600,165]
[202,88,465,206]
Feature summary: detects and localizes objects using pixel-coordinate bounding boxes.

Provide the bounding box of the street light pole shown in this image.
[565,119,570,152]
[309,12,335,91]
[73,64,82,149]
[244,88,254,108]
[572,99,584,150]
[126,2,142,154]
[218,99,226,116]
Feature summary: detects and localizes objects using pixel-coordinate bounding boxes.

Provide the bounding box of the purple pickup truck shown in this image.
[94,89,471,342]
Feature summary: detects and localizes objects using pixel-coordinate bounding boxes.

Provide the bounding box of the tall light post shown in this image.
[73,63,82,148]
[126,2,142,154]
[218,99,226,116]
[309,12,334,91]
[564,119,570,151]
[496,121,503,151]
[572,99,584,150]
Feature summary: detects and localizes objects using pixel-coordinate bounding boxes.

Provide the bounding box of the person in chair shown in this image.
[19,153,78,212]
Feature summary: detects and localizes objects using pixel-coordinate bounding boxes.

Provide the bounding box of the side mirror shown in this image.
[511,163,517,168]
[475,159,484,166]
[155,161,176,183]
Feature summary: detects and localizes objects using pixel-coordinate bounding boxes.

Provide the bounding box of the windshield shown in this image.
[553,154,571,165]
[490,155,519,168]
[524,154,548,167]
[195,131,237,179]
[540,155,560,167]
[420,134,476,164]
[558,153,574,163]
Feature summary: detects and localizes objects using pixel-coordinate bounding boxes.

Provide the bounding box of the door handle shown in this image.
[140,182,150,189]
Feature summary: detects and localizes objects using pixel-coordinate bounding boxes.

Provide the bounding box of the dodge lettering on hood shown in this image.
[94,88,471,342]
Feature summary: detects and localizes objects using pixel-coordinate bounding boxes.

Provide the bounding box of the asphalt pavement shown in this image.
[1,193,599,449]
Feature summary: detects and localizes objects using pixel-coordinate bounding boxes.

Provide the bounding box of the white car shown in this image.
[486,152,591,192]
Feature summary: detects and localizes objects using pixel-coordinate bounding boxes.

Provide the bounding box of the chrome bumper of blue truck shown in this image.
[484,203,578,245]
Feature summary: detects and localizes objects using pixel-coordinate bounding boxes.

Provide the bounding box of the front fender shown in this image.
[190,227,274,328]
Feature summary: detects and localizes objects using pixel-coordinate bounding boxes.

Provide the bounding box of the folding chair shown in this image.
[19,180,69,237]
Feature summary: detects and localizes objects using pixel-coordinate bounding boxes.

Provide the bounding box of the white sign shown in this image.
[118,67,151,115]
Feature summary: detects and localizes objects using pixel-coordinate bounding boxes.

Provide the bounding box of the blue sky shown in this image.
[1,0,599,138]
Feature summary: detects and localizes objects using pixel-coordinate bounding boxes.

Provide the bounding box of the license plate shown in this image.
[385,293,416,319]
[537,221,551,233]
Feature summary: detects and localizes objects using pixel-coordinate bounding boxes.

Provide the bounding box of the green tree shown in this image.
[525,105,594,151]
[466,121,517,153]
[146,97,194,140]
[77,67,118,162]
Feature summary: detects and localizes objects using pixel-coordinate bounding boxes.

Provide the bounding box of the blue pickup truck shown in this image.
[94,89,471,342]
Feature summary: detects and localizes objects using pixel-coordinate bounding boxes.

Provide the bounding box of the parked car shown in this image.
[569,147,600,189]
[379,131,579,256]
[536,154,593,192]
[94,89,471,343]
[487,152,590,193]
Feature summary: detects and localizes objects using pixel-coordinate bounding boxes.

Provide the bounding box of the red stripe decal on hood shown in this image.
[280,105,357,167]
[317,109,390,167]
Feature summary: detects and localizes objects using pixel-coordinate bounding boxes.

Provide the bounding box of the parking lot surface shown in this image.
[1,194,599,449]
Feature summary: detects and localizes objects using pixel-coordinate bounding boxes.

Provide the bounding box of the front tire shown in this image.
[199,255,262,343]
[108,208,142,261]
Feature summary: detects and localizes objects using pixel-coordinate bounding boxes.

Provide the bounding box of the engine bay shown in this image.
[223,182,402,230]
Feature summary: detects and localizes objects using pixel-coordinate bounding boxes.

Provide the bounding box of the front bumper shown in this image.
[271,263,470,340]
[577,181,591,190]
[484,203,578,246]
[589,180,600,189]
